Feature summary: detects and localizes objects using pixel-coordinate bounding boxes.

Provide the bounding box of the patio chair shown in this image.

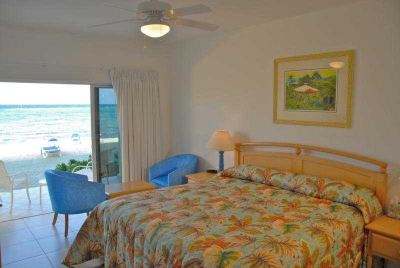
[72,161,93,181]
[149,154,198,188]
[0,160,31,213]
[41,137,61,158]
[45,169,106,237]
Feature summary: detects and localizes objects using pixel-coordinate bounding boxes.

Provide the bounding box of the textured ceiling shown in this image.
[0,0,361,43]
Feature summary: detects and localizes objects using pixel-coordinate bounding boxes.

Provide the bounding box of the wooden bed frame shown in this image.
[234,142,388,207]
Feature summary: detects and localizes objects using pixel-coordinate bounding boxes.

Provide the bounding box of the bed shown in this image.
[63,142,388,268]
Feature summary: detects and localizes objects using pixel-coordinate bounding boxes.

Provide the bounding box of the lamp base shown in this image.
[218,151,224,172]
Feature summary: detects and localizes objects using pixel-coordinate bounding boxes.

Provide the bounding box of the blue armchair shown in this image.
[45,169,107,237]
[149,154,198,188]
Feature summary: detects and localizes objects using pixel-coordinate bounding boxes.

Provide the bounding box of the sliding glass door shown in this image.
[92,86,121,184]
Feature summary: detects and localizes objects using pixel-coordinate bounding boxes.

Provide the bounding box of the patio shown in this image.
[0,186,52,222]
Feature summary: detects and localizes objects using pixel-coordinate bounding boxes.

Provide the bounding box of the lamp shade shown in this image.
[207,130,235,151]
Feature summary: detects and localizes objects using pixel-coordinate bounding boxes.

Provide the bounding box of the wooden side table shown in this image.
[186,172,216,183]
[366,215,400,268]
[105,181,156,199]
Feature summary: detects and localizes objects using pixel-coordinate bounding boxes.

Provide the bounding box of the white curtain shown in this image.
[110,68,162,182]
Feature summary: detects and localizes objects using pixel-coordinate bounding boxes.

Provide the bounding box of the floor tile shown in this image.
[69,219,86,232]
[0,228,35,247]
[28,222,66,239]
[3,255,53,268]
[0,219,27,234]
[2,240,44,264]
[37,231,77,253]
[46,248,68,268]
[24,213,61,228]
[68,213,88,221]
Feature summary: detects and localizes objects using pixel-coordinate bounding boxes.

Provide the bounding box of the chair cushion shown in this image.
[150,175,169,188]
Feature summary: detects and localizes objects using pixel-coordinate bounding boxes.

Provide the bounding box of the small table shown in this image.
[366,215,400,267]
[186,172,217,183]
[105,181,156,199]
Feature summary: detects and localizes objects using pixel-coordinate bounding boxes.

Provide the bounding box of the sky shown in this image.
[0,82,90,105]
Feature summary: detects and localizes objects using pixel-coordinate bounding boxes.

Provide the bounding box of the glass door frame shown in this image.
[90,84,113,182]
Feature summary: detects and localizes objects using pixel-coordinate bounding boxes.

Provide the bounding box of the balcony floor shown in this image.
[0,186,52,222]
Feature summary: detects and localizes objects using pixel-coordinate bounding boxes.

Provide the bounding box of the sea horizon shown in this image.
[0,104,91,108]
[0,104,117,108]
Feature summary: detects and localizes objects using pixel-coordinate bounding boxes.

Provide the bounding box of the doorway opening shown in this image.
[0,82,91,221]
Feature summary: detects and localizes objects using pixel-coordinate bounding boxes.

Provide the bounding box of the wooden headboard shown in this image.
[234,142,388,207]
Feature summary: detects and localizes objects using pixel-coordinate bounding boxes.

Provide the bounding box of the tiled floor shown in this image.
[0,186,53,222]
[0,213,87,267]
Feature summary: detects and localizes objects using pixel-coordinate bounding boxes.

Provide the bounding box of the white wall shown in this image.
[168,0,400,181]
[0,25,171,155]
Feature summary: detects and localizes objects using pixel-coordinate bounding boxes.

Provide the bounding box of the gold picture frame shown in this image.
[273,50,354,128]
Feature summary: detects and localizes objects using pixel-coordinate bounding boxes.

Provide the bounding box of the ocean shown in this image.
[0,104,119,144]
[0,104,92,144]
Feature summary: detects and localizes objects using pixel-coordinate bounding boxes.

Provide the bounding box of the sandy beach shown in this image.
[0,137,92,188]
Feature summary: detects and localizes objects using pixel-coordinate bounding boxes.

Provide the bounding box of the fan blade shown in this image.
[166,4,211,17]
[104,3,138,13]
[88,18,143,28]
[173,18,218,31]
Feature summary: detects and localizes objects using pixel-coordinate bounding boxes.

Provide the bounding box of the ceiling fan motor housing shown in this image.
[138,0,172,13]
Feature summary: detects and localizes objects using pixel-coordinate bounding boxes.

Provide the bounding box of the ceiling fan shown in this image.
[89,0,219,38]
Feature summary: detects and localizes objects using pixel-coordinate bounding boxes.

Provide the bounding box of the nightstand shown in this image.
[186,172,216,183]
[366,216,400,268]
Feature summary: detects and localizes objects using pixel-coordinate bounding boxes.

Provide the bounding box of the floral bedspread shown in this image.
[64,168,382,268]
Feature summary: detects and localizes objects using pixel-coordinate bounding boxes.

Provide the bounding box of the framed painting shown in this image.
[273,50,354,128]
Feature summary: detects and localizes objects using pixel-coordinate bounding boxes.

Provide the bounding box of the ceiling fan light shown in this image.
[141,23,170,38]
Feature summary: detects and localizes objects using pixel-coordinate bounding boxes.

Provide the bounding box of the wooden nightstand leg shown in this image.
[367,255,373,268]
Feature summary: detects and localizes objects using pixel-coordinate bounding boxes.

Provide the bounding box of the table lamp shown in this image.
[207,130,235,172]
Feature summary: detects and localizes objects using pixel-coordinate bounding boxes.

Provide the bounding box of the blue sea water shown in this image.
[0,104,92,144]
[0,104,119,144]
[99,104,120,139]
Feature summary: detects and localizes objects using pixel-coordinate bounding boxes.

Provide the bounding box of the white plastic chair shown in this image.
[72,161,94,181]
[0,160,31,212]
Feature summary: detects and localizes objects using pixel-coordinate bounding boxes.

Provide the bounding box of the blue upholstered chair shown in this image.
[44,169,107,237]
[149,154,198,188]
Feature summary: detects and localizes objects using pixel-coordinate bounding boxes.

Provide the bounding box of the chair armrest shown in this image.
[149,159,176,180]
[167,159,198,186]
[10,173,30,186]
[72,165,88,173]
